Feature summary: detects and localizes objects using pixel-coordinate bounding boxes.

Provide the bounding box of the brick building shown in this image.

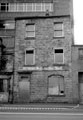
[0,0,81,104]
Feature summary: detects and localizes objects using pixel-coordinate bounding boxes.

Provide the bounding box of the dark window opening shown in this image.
[55,49,63,53]
[0,22,5,29]
[26,50,34,54]
[0,3,9,11]
[0,79,3,92]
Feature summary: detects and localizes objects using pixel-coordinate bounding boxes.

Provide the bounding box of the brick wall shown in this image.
[13,16,75,103]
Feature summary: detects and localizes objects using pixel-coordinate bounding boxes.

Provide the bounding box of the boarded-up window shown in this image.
[54,49,64,64]
[48,75,64,95]
[25,49,35,65]
[54,23,64,37]
[25,24,35,38]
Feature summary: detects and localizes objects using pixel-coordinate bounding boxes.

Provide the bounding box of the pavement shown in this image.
[0,103,82,112]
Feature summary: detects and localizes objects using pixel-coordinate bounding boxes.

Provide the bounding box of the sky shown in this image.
[73,0,83,45]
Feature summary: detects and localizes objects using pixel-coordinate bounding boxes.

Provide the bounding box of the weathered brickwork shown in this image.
[13,16,74,103]
[0,0,76,104]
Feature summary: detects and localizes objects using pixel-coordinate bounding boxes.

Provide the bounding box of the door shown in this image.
[79,72,83,104]
[19,75,30,103]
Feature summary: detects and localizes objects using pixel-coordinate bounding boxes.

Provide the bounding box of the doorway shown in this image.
[19,74,31,103]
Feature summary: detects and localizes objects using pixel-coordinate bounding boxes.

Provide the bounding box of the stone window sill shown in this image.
[53,63,65,66]
[48,94,65,97]
[53,36,65,39]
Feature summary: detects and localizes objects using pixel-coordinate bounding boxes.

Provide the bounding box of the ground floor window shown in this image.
[0,79,8,92]
[48,75,64,95]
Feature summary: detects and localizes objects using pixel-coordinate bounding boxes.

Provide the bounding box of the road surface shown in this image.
[0,113,83,120]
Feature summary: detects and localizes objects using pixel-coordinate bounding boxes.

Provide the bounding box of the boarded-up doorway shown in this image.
[79,72,83,104]
[19,74,30,103]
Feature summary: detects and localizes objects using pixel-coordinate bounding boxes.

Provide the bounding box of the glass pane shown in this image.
[1,3,6,11]
[45,3,51,11]
[26,52,34,65]
[32,3,35,11]
[16,3,24,12]
[54,23,63,30]
[26,31,35,37]
[79,49,83,56]
[9,3,16,12]
[54,31,63,37]
[55,53,63,63]
[42,3,45,11]
[26,3,32,11]
[26,25,35,31]
[35,3,42,11]
[50,3,53,11]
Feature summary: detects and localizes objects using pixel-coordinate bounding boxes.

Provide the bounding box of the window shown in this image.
[25,49,35,65]
[25,24,35,38]
[54,49,64,64]
[48,75,64,95]
[9,3,16,12]
[35,3,42,11]
[54,23,64,37]
[79,48,83,59]
[0,20,15,29]
[0,3,53,12]
[0,79,3,92]
[0,3,9,12]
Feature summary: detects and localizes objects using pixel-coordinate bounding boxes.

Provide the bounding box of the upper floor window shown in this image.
[25,24,35,38]
[48,75,64,95]
[0,3,9,12]
[0,3,53,12]
[54,49,64,64]
[54,23,64,37]
[25,49,35,65]
[0,20,15,29]
[79,48,83,59]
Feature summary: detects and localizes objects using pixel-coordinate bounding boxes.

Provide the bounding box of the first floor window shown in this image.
[54,22,64,37]
[48,75,64,95]
[25,24,35,38]
[54,49,64,64]
[25,49,35,65]
[79,48,83,59]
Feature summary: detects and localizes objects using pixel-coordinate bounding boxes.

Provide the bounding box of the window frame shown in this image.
[25,48,35,66]
[25,23,35,38]
[53,48,64,64]
[0,3,53,12]
[0,3,9,12]
[48,75,65,96]
[54,22,64,38]
[79,48,83,59]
